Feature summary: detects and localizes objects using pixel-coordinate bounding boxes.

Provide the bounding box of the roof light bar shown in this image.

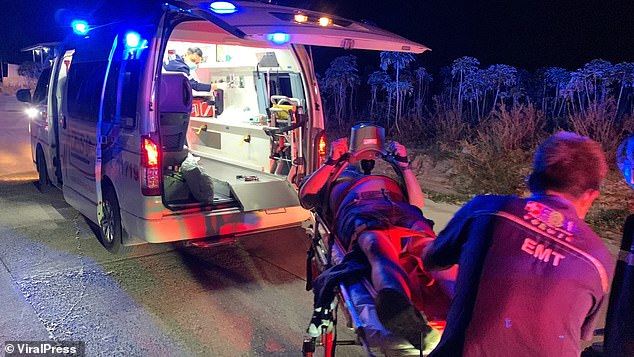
[210,1,237,14]
[71,20,89,35]
[125,32,141,48]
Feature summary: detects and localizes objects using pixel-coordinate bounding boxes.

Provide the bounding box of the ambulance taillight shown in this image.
[141,136,161,196]
[318,132,327,165]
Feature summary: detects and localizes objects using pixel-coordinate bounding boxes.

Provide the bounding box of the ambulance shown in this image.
[17,1,428,253]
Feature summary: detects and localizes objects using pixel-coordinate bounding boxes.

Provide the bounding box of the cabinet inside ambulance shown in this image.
[158,20,307,212]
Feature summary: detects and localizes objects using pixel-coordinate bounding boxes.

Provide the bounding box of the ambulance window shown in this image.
[103,60,141,126]
[32,67,52,104]
[67,61,108,122]
[270,75,292,97]
[120,61,141,122]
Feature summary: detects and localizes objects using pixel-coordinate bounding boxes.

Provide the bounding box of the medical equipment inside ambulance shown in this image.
[160,32,306,209]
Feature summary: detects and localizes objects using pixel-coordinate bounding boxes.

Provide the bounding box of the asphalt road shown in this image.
[0,93,330,357]
[0,93,463,357]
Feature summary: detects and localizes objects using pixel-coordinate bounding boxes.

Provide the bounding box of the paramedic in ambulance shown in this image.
[163,47,212,92]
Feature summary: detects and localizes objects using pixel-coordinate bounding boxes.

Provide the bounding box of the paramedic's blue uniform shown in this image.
[163,55,211,92]
[424,195,614,357]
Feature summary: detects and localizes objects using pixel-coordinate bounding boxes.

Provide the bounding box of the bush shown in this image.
[17,61,42,79]
[0,78,37,96]
[447,104,545,195]
[568,100,634,163]
[585,171,634,240]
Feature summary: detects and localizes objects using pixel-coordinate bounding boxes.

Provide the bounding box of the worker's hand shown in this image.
[388,141,410,169]
[328,138,349,162]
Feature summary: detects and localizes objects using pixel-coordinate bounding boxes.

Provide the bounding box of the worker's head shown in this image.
[528,132,607,213]
[184,47,204,68]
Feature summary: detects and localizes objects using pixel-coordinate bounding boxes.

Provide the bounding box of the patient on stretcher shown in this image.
[299,124,454,351]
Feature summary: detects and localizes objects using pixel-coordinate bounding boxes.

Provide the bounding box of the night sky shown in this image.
[0,0,633,72]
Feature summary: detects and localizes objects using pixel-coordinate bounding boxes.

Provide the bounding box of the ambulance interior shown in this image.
[159,20,306,210]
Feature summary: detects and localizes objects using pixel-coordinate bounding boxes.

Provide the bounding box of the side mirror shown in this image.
[16,89,32,103]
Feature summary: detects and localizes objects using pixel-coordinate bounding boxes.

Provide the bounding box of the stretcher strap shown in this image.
[306,245,315,291]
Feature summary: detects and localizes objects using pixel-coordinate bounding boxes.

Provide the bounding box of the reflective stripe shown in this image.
[618,250,634,267]
[492,211,610,293]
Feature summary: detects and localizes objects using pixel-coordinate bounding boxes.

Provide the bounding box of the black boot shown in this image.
[376,288,433,350]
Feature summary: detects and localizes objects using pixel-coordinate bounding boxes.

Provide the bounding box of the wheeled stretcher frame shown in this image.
[303,205,442,357]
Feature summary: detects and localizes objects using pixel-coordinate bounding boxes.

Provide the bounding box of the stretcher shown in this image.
[301,156,448,357]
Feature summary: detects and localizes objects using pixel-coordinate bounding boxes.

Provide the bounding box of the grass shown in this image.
[422,189,471,206]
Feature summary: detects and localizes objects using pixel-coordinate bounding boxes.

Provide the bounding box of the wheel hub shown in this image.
[101,200,115,244]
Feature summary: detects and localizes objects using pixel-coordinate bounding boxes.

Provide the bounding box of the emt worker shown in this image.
[163,47,212,92]
[299,124,442,351]
[423,132,614,357]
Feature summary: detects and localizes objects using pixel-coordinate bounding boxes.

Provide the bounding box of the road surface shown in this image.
[0,93,460,356]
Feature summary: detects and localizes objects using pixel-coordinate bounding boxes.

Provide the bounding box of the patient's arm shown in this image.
[298,138,349,209]
[389,141,425,209]
[403,168,425,209]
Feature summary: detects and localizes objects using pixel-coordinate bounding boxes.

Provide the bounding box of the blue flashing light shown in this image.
[125,31,141,48]
[268,32,290,45]
[210,1,237,14]
[71,20,89,35]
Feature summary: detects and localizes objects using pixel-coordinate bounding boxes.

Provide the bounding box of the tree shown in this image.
[368,70,390,117]
[544,67,570,117]
[322,55,359,129]
[414,66,433,118]
[489,64,517,108]
[612,62,634,115]
[581,59,613,112]
[380,51,415,132]
[565,70,586,116]
[451,56,480,116]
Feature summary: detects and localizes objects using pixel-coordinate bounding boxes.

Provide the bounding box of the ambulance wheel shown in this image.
[100,187,131,255]
[36,147,51,192]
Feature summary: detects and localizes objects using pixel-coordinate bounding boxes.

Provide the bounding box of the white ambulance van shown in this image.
[17,1,428,253]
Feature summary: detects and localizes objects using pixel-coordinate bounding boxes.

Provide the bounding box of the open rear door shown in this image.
[234,5,429,53]
[174,1,430,53]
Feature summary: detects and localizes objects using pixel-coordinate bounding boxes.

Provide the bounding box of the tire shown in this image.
[99,187,131,255]
[36,148,51,192]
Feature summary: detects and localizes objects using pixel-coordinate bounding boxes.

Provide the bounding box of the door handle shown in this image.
[61,115,67,129]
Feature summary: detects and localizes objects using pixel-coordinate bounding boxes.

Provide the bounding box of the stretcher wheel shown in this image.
[302,315,337,356]
[322,326,336,356]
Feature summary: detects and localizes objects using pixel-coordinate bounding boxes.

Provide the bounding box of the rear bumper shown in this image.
[121,205,310,244]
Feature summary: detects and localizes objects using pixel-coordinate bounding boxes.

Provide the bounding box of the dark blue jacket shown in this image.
[163,55,211,92]
[425,194,614,357]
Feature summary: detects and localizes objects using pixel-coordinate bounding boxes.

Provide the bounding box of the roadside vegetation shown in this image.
[319,53,634,241]
[0,61,40,96]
